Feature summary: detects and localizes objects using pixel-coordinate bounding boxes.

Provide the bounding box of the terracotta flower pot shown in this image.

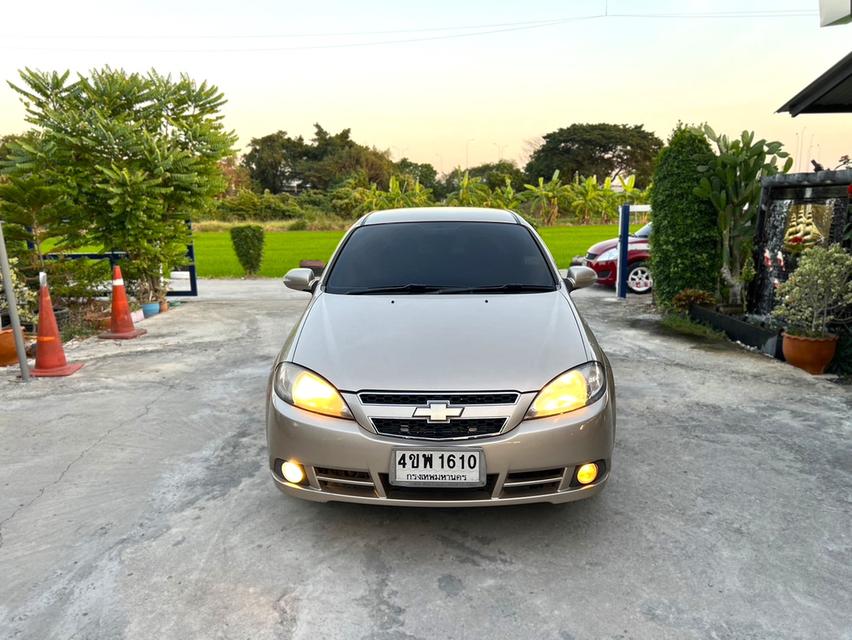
[0,329,17,366]
[781,332,838,375]
[159,300,169,313]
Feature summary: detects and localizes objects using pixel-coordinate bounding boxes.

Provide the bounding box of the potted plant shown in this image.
[772,244,852,374]
[139,278,161,318]
[0,257,37,366]
[158,293,169,313]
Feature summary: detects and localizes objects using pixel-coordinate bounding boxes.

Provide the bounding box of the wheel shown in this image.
[626,261,652,294]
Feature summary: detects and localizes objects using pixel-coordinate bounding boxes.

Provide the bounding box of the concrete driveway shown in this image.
[1,282,850,639]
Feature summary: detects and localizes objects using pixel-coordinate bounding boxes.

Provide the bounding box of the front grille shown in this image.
[372,417,505,440]
[360,392,518,405]
[596,270,611,279]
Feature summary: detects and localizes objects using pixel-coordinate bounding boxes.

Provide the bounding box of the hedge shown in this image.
[229,225,265,275]
[649,127,720,306]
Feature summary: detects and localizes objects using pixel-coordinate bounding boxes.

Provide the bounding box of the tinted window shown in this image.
[325,222,556,293]
[633,223,652,238]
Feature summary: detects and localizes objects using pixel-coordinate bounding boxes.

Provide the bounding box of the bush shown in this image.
[230,225,265,275]
[0,256,37,325]
[215,189,301,221]
[649,127,720,307]
[671,288,717,314]
[772,244,852,338]
[44,258,112,304]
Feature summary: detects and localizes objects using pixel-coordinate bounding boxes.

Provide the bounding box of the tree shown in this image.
[649,127,720,307]
[694,125,792,307]
[446,171,492,207]
[5,67,237,301]
[442,161,525,193]
[524,123,662,188]
[342,175,434,215]
[241,125,394,193]
[523,170,571,226]
[564,176,606,224]
[0,134,19,165]
[395,158,438,191]
[218,156,253,197]
[241,130,308,194]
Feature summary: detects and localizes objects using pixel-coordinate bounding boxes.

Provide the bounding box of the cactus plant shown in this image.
[694,126,793,307]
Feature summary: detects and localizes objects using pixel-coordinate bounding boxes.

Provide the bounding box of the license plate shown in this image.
[389,449,485,487]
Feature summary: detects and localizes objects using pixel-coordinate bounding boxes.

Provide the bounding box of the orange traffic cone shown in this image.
[99,265,147,340]
[31,274,84,377]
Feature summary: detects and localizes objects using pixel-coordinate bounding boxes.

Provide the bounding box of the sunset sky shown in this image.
[1,0,849,174]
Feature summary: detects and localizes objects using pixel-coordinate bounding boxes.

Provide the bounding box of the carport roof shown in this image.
[777,50,852,116]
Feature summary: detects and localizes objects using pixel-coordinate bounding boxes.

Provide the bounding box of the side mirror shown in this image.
[283,268,316,292]
[564,266,597,292]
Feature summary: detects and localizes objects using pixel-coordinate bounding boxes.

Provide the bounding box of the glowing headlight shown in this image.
[596,248,619,262]
[526,362,606,419]
[274,362,353,419]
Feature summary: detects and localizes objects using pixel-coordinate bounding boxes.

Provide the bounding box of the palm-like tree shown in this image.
[447,171,491,207]
[523,170,569,226]
[565,175,604,225]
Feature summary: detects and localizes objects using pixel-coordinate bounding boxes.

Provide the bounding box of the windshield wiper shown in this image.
[436,283,558,294]
[343,283,447,295]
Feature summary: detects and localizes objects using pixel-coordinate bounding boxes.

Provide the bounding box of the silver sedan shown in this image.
[266,207,615,506]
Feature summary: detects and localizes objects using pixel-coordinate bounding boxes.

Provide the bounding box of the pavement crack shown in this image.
[0,387,168,548]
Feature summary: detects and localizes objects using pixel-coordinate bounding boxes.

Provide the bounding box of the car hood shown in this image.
[291,292,590,392]
[587,236,645,256]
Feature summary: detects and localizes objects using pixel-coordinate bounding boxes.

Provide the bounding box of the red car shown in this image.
[580,222,653,294]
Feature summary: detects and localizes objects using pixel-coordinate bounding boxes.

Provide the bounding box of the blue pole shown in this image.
[616,204,630,299]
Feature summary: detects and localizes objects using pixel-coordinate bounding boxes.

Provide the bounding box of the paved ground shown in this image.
[1,281,850,640]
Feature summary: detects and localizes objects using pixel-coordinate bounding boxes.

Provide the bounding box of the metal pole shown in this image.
[0,221,31,382]
[616,204,630,300]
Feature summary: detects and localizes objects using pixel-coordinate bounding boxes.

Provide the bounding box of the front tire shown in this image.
[626,261,652,294]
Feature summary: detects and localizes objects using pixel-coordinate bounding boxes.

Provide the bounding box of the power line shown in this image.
[0,16,601,53]
[0,9,820,54]
[0,17,572,40]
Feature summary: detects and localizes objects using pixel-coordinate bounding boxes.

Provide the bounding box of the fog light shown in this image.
[576,462,598,485]
[281,460,305,484]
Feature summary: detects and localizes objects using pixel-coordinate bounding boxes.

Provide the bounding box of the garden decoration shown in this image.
[772,244,852,374]
[783,203,832,252]
[750,170,851,318]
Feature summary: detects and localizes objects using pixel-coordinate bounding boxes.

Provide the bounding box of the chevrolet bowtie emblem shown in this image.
[413,401,464,423]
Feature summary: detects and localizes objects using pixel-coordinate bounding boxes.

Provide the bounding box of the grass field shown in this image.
[193,224,639,278]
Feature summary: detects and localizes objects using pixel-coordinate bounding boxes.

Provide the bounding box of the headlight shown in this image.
[596,247,619,262]
[526,362,606,419]
[274,362,353,419]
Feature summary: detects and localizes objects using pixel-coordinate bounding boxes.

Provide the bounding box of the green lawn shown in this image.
[193,224,638,278]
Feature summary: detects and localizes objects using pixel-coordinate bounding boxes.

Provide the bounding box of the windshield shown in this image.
[632,222,652,238]
[324,221,557,294]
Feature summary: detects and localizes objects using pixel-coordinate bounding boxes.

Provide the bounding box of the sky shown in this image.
[0,0,850,174]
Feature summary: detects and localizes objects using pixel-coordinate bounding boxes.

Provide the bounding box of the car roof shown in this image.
[362,207,519,225]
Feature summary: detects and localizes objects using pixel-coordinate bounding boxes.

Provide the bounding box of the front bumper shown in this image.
[266,390,615,507]
[585,259,616,287]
